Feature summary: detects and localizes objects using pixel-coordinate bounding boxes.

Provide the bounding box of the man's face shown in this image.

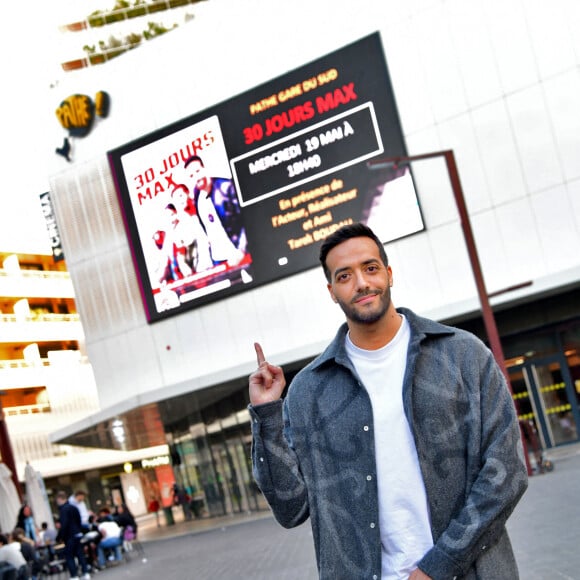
[325,236,392,325]
[185,160,210,191]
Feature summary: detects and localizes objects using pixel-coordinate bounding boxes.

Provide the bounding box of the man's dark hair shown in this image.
[183,155,204,169]
[319,222,388,282]
[0,533,7,545]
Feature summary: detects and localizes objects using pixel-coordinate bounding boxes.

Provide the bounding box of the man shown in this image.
[182,155,246,266]
[249,222,528,579]
[95,509,123,569]
[56,491,91,580]
[39,521,58,547]
[69,490,91,531]
[11,528,43,580]
[0,533,27,578]
[39,521,58,560]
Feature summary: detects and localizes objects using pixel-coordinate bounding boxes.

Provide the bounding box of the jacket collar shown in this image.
[310,307,455,371]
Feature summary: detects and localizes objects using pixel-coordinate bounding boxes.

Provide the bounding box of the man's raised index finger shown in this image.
[254,342,266,366]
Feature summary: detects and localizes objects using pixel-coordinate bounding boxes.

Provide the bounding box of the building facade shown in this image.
[0,250,170,520]
[43,0,580,521]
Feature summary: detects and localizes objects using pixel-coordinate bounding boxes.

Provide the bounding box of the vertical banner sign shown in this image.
[39,192,65,262]
[109,33,424,323]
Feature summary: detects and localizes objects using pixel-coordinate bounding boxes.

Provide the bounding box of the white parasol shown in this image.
[24,462,55,530]
[0,462,21,534]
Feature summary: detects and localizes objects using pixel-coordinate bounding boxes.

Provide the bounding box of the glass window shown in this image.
[561,322,580,404]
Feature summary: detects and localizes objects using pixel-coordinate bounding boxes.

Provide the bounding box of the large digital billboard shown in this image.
[108,32,424,322]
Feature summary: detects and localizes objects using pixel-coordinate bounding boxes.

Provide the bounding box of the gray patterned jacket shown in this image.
[250,307,528,579]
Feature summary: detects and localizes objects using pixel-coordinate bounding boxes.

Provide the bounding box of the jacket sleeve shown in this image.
[249,399,309,528]
[418,349,529,580]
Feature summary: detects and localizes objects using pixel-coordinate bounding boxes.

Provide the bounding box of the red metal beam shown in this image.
[0,398,24,501]
[369,149,533,475]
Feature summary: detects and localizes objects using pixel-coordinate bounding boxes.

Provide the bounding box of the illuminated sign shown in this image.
[109,33,424,322]
[141,456,171,469]
[55,91,111,161]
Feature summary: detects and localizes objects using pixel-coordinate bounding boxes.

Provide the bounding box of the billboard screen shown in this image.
[108,32,424,322]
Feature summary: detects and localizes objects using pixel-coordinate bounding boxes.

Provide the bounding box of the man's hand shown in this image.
[249,342,286,405]
[409,569,432,580]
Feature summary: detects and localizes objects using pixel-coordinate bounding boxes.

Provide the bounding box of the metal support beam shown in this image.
[369,149,533,475]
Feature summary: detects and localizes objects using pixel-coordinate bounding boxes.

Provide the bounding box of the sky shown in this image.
[0,2,105,255]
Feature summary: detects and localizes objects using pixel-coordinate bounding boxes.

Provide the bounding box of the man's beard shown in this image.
[336,286,391,324]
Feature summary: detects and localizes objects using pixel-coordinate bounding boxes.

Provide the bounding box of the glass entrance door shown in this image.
[509,364,544,449]
[511,354,580,449]
[528,356,578,446]
[208,422,269,516]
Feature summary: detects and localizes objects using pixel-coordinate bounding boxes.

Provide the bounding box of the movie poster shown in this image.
[109,32,424,322]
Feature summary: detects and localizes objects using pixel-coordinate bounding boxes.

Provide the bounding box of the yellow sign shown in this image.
[55,91,110,138]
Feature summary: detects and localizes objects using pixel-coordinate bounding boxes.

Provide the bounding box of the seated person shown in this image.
[0,532,27,579]
[95,509,123,568]
[113,504,138,539]
[12,527,44,580]
[38,521,58,560]
[39,521,57,546]
[81,514,102,571]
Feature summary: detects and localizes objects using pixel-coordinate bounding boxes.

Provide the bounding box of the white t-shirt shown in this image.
[0,542,26,568]
[97,520,121,540]
[69,494,90,526]
[346,315,433,579]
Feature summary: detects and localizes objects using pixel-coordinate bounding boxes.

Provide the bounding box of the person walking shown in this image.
[147,496,161,528]
[249,222,528,579]
[55,491,90,580]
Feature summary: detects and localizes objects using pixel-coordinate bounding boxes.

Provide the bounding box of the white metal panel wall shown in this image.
[48,0,580,410]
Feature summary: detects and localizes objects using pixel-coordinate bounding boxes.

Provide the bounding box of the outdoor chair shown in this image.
[121,526,145,562]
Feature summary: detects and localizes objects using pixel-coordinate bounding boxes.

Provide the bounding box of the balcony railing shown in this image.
[62,0,202,30]
[0,356,89,370]
[4,403,51,416]
[0,269,70,281]
[59,0,203,71]
[0,313,80,323]
[0,268,75,300]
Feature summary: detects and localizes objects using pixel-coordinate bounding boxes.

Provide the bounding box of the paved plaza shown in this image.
[90,444,580,579]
